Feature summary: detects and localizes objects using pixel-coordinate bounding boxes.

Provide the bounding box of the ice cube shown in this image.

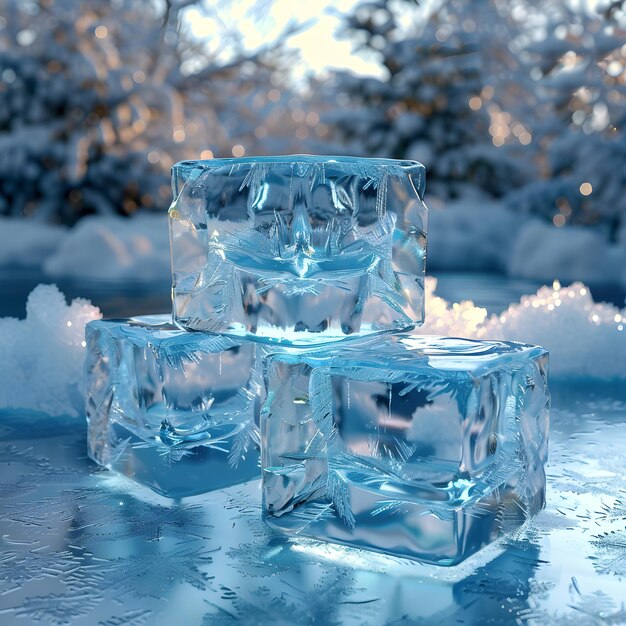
[261,335,549,565]
[85,315,261,497]
[169,155,428,345]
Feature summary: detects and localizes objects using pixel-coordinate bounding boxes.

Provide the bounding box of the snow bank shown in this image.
[0,217,66,268]
[427,203,626,287]
[0,285,101,417]
[418,277,626,379]
[483,281,626,378]
[507,220,626,286]
[427,200,523,272]
[43,214,170,282]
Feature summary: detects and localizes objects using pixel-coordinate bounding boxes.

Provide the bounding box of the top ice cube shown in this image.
[169,155,428,345]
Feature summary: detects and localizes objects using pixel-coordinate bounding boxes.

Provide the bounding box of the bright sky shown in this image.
[184,0,384,79]
[184,0,619,82]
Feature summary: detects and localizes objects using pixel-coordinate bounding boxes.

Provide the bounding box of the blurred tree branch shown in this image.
[0,0,307,223]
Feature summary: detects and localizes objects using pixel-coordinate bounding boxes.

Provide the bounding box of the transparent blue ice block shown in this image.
[85,315,260,497]
[261,335,549,565]
[169,155,428,345]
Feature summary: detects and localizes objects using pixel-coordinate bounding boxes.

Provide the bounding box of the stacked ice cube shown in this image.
[85,155,549,564]
[85,314,261,497]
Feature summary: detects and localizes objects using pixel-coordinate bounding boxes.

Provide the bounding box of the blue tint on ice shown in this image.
[262,335,550,564]
[169,155,428,345]
[84,315,260,497]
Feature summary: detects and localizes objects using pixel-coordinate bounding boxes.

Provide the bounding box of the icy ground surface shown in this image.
[0,381,625,625]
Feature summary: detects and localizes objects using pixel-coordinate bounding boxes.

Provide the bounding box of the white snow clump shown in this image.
[0,284,101,417]
[418,277,626,379]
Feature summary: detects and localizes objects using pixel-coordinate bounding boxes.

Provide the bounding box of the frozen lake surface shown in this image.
[0,274,625,624]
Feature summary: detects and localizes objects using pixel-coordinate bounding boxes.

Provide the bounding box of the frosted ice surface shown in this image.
[262,335,550,565]
[85,315,261,497]
[0,284,101,417]
[169,155,428,345]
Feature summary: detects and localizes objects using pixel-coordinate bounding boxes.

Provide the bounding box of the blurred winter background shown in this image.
[1,0,626,413]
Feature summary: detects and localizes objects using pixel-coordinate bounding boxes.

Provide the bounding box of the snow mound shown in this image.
[419,278,490,337]
[43,214,170,282]
[0,284,101,417]
[418,277,626,379]
[3,211,624,291]
[427,200,523,272]
[507,220,626,286]
[0,217,66,268]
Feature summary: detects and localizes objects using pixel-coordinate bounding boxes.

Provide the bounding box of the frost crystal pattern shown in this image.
[169,155,428,345]
[261,335,549,565]
[85,315,260,497]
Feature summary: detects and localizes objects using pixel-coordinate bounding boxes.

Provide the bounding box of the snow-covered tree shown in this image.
[326,0,626,238]
[324,0,532,201]
[0,0,196,222]
[0,0,307,223]
[509,1,626,239]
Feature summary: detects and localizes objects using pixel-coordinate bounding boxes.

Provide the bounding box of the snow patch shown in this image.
[0,285,101,417]
[418,277,626,379]
[2,210,625,291]
[43,214,170,282]
[507,220,626,286]
[0,218,66,268]
[427,200,523,272]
